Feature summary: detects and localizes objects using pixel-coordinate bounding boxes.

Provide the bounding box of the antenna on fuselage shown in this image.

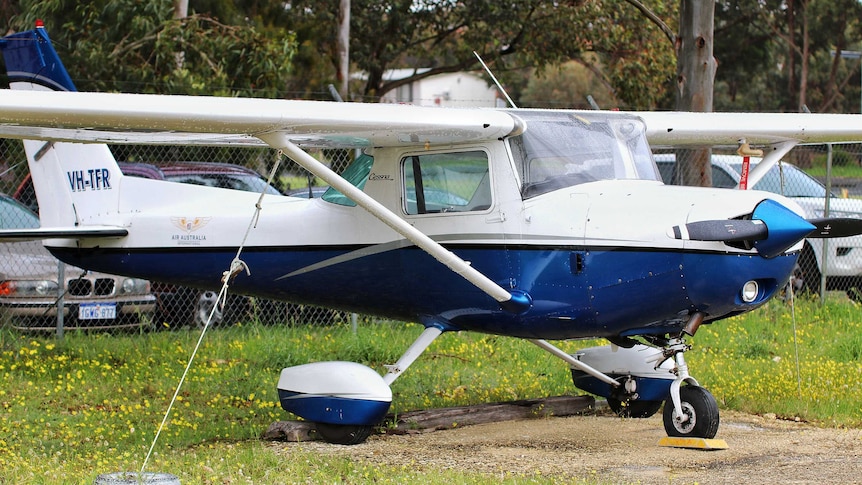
[473,51,518,108]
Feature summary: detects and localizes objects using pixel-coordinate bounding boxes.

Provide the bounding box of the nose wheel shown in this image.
[663,385,719,438]
[651,336,720,439]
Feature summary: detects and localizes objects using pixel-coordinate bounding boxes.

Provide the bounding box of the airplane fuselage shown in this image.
[42,111,798,339]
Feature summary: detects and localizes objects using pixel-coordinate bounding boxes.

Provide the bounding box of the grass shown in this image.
[688,295,862,426]
[800,149,862,179]
[1,296,861,483]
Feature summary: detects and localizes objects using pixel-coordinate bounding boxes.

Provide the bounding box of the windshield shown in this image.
[508,111,658,199]
[321,153,375,206]
[728,162,831,198]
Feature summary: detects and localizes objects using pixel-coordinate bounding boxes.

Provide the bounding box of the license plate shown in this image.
[78,302,117,320]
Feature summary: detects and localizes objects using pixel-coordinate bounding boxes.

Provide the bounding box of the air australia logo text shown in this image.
[67,169,111,192]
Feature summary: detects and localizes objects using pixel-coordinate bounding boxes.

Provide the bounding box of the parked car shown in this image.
[0,194,156,331]
[119,161,284,194]
[286,185,329,198]
[13,161,284,327]
[655,153,862,298]
[13,161,282,214]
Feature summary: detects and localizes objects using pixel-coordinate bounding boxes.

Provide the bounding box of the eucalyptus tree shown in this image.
[5,0,295,97]
[284,0,678,109]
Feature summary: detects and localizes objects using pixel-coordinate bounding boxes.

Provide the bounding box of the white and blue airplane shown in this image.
[2,25,862,445]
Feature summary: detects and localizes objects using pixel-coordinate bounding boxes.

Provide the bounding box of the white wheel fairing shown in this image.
[277,361,392,426]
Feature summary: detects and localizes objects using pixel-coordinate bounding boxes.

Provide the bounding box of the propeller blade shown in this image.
[806,218,862,238]
[670,199,815,259]
[670,219,767,242]
[670,202,862,259]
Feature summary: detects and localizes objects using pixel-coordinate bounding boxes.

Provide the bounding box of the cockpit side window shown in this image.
[321,153,375,206]
[401,150,491,215]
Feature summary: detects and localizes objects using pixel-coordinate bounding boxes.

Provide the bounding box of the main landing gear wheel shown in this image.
[315,423,374,445]
[607,398,662,418]
[662,385,719,438]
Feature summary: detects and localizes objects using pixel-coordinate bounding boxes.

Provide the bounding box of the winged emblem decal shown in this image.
[171,216,212,234]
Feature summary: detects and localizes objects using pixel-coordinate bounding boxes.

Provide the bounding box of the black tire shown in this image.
[608,398,662,418]
[315,423,374,445]
[795,244,821,295]
[845,277,862,302]
[662,385,719,438]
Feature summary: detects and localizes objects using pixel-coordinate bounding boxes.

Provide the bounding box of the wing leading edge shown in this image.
[0,89,522,148]
[0,90,861,149]
[635,111,862,148]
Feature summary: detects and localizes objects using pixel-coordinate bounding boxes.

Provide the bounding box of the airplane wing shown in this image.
[0,226,128,242]
[635,111,862,148]
[0,89,860,148]
[0,90,521,148]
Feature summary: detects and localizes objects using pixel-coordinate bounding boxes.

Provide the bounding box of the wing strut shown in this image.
[737,140,797,189]
[258,132,531,314]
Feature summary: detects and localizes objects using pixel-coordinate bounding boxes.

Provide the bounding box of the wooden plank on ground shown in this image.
[262,395,596,442]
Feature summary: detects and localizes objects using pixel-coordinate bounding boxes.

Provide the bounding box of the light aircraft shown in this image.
[2,25,862,445]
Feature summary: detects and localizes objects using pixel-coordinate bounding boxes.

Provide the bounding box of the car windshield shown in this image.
[728,162,831,198]
[508,110,659,199]
[0,196,40,229]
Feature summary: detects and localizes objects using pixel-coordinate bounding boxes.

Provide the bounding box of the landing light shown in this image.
[741,280,759,303]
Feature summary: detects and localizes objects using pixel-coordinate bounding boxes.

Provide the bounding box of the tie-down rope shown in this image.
[140,152,285,475]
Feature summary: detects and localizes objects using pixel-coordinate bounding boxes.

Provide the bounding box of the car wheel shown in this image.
[794,243,821,296]
[194,291,223,328]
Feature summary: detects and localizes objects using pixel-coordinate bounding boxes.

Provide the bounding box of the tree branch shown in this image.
[624,0,676,46]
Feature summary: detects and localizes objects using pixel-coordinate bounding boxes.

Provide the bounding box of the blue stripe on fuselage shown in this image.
[47,244,796,340]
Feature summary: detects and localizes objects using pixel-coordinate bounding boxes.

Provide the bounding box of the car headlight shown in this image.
[121,278,150,295]
[0,280,59,297]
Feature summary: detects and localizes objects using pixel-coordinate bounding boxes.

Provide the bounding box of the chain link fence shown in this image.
[0,138,353,334]
[2,138,861,335]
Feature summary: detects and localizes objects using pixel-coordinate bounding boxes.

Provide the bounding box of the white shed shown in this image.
[378,69,504,108]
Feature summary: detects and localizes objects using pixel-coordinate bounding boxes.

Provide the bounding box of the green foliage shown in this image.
[286,0,677,108]
[689,297,862,426]
[0,322,587,482]
[8,0,295,97]
[520,59,619,110]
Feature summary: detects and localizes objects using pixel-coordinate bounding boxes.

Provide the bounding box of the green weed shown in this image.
[1,298,860,482]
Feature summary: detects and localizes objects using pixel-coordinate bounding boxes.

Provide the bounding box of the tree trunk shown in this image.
[797,1,809,112]
[173,0,188,19]
[262,395,596,441]
[173,0,188,71]
[676,0,716,188]
[336,0,350,100]
[786,1,797,107]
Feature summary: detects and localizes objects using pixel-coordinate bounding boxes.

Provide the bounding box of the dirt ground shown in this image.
[283,409,862,484]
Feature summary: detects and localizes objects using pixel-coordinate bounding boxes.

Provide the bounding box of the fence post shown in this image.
[56,261,65,339]
[819,144,833,304]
